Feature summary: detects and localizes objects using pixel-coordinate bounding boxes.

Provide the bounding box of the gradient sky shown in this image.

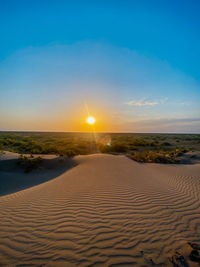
[0,0,200,132]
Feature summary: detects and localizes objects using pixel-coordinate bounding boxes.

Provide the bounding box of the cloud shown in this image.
[125,99,158,106]
[125,97,169,107]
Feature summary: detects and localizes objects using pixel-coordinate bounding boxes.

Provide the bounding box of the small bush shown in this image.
[161,142,171,146]
[110,143,128,153]
[130,138,148,146]
[98,142,128,153]
[17,155,43,173]
[58,147,79,157]
[128,150,182,164]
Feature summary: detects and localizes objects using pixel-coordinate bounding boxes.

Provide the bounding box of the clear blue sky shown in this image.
[0,0,200,132]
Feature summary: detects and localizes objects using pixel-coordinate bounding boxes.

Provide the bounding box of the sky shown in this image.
[0,0,200,133]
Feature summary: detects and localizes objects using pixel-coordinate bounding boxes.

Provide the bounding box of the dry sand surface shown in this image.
[0,153,200,266]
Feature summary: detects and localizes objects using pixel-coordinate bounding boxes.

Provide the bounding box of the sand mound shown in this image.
[0,154,200,266]
[0,152,76,196]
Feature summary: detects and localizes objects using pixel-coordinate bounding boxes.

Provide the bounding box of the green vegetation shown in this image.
[0,132,199,163]
[17,155,43,173]
[98,142,128,153]
[128,148,186,163]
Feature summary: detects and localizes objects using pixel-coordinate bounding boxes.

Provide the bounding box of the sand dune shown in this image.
[0,154,200,266]
[0,152,76,196]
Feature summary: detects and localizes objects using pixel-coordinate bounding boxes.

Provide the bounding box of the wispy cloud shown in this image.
[125,97,169,107]
[125,99,158,106]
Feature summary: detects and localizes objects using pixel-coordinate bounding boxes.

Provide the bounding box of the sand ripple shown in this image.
[0,154,200,266]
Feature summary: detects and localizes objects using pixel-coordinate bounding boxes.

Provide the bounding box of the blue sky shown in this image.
[0,0,200,132]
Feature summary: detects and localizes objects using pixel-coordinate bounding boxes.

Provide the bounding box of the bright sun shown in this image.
[87,116,95,125]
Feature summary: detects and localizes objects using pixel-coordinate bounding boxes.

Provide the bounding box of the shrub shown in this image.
[17,155,43,173]
[110,143,128,153]
[128,150,181,164]
[98,142,128,153]
[161,142,171,146]
[58,148,78,157]
[130,138,148,146]
[0,143,3,150]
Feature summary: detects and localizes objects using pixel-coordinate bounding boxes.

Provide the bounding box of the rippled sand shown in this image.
[0,154,200,266]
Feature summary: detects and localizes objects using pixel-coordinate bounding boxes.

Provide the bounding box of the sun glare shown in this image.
[87,116,95,125]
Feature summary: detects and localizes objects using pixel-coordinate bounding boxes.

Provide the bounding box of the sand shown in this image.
[0,152,76,196]
[0,153,200,266]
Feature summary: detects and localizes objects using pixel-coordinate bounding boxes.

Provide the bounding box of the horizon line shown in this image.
[0,130,199,135]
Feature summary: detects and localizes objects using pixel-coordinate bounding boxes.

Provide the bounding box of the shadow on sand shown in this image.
[0,156,77,197]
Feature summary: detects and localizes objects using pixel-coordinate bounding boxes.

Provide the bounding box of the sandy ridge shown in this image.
[0,154,200,266]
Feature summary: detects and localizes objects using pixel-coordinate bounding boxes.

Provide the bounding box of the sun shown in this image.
[87,116,95,125]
